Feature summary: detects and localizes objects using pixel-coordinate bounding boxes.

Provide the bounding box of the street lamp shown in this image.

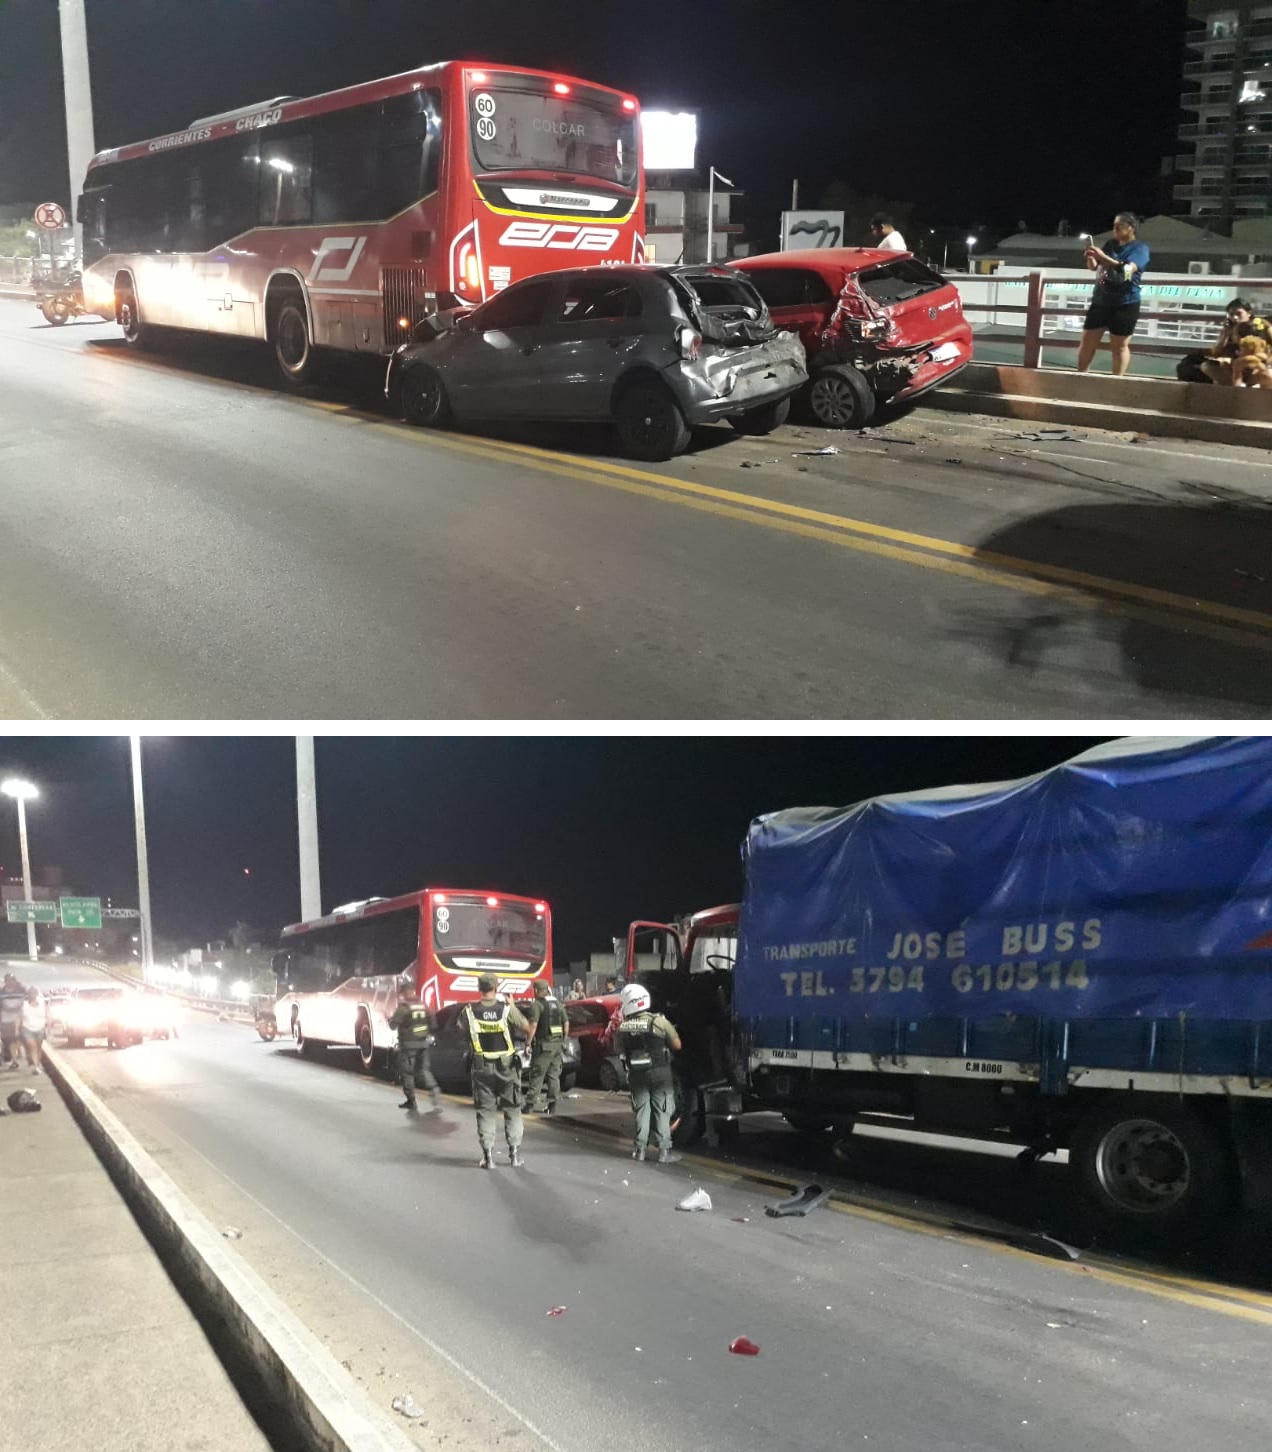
[966,235,977,272]
[706,165,735,264]
[1,778,39,961]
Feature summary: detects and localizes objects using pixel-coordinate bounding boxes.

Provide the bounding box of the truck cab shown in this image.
[623,904,743,1142]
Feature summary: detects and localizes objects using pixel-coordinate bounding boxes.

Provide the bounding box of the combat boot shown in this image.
[429,1087,443,1112]
[400,1097,418,1112]
[510,1145,525,1168]
[657,1147,682,1165]
[632,1146,646,1162]
[478,1148,494,1169]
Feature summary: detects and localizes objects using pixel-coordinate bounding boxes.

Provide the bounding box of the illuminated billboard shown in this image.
[641,111,698,171]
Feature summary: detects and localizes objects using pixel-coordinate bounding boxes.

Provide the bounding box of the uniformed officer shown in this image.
[523,979,569,1115]
[613,982,682,1164]
[464,974,534,1169]
[388,975,442,1113]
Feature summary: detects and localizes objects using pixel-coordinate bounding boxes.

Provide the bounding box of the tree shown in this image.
[0,220,40,258]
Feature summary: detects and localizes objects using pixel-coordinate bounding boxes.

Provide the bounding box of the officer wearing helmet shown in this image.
[614,982,682,1164]
[388,974,442,1114]
[463,974,534,1169]
[523,978,569,1115]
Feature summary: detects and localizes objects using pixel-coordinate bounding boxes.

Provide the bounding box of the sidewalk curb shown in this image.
[43,1044,419,1452]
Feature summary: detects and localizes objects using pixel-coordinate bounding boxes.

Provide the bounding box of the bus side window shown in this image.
[259,132,314,227]
[312,103,382,225]
[381,90,442,216]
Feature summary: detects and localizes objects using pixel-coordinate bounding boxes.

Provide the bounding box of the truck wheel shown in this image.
[808,365,875,429]
[731,396,790,436]
[614,382,690,461]
[598,1058,623,1092]
[118,285,150,349]
[294,1018,324,1059]
[783,1111,834,1136]
[1070,1098,1232,1231]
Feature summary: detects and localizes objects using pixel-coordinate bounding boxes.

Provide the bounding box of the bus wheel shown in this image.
[401,365,451,428]
[273,296,314,387]
[1070,1097,1232,1233]
[356,1017,376,1072]
[118,286,149,348]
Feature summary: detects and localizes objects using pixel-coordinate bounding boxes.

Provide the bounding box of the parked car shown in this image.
[428,1000,579,1094]
[731,248,972,429]
[386,264,807,461]
[61,985,144,1048]
[566,994,627,1090]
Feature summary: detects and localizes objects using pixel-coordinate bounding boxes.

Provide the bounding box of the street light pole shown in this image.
[129,736,154,981]
[706,165,735,265]
[296,737,322,921]
[2,779,40,962]
[57,0,97,262]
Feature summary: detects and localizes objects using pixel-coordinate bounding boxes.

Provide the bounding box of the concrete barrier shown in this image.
[925,362,1272,448]
[44,1044,419,1452]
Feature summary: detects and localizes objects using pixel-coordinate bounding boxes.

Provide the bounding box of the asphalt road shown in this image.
[43,1000,1272,1452]
[2,301,1271,719]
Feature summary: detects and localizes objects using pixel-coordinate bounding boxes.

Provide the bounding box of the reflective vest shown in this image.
[466,1001,514,1060]
[535,998,566,1045]
[616,1011,671,1072]
[396,1003,433,1047]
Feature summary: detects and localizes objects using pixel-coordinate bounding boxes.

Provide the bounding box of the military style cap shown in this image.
[477,973,498,993]
[532,979,550,996]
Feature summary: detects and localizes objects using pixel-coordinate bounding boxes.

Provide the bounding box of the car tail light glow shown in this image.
[486,895,499,907]
[553,82,570,95]
[676,325,702,361]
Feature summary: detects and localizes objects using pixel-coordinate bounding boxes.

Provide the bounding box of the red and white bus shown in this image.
[271,887,552,1069]
[77,62,644,384]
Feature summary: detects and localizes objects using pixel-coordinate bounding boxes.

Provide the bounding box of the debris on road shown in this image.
[1013,429,1084,442]
[1038,1232,1081,1260]
[765,1183,831,1217]
[545,1306,567,1317]
[731,1216,750,1223]
[793,445,840,456]
[1235,568,1268,583]
[6,1089,40,1113]
[677,1188,713,1212]
[565,1092,581,1099]
[391,1394,426,1420]
[729,1336,761,1356]
[221,1226,243,1240]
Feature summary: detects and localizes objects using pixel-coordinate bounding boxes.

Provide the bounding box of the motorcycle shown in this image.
[35,269,87,326]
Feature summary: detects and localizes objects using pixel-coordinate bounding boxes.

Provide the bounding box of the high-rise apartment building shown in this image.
[1177,1,1272,227]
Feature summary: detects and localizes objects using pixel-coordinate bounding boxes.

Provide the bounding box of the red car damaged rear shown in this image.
[731,248,972,429]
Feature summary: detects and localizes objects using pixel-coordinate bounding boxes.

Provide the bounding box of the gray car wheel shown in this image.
[614,382,690,461]
[808,365,875,429]
[401,365,451,428]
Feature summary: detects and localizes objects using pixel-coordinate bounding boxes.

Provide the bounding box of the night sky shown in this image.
[0,736,1108,962]
[0,0,1188,242]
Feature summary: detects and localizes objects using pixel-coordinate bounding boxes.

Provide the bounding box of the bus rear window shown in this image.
[470,85,637,189]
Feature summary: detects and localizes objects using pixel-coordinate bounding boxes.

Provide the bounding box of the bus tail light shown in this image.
[463,251,481,291]
[433,892,447,904]
[470,71,488,83]
[535,902,547,915]
[622,98,637,111]
[486,895,499,907]
[553,82,571,95]
[397,316,410,330]
[676,325,702,361]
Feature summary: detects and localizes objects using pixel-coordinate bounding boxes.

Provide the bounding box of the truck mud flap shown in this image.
[765,1182,832,1218]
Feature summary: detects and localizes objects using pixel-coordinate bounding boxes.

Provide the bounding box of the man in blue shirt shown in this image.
[1077,212,1151,376]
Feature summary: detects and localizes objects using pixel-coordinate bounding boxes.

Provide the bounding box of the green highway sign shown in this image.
[6,900,57,925]
[59,896,103,930]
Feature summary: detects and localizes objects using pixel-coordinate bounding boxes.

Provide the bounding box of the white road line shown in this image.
[150,1122,569,1452]
[0,656,47,718]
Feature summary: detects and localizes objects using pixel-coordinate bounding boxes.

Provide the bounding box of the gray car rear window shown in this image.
[857,259,946,305]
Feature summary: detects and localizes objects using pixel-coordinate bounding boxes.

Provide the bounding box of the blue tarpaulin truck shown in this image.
[731,736,1272,1230]
[625,738,1272,1226]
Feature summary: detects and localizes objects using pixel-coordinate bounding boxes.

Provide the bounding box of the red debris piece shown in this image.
[546,1306,567,1317]
[731,1217,750,1224]
[729,1336,761,1356]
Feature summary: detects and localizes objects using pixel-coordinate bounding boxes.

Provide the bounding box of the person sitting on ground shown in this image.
[1177,298,1272,384]
[1231,323,1272,387]
[19,988,46,1075]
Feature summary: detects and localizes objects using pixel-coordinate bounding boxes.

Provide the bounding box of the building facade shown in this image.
[1177,1,1272,227]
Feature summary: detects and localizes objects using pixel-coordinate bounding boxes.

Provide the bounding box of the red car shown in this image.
[731,248,972,429]
[566,994,625,1089]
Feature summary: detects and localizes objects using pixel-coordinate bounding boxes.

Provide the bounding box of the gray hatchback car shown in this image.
[385,265,807,461]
